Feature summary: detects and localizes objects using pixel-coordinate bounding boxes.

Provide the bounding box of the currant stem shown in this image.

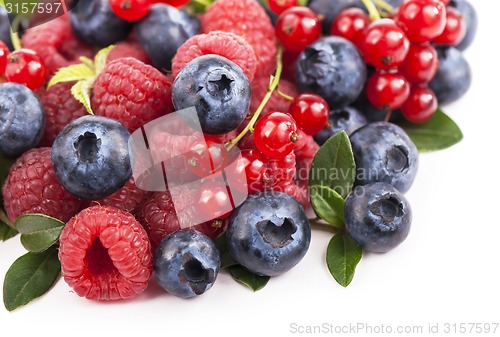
[9,16,23,51]
[373,0,394,13]
[384,110,393,122]
[227,45,285,150]
[0,209,15,230]
[361,0,381,21]
[276,87,295,101]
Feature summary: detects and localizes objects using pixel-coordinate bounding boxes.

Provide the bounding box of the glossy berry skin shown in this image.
[307,0,365,34]
[51,115,132,200]
[4,49,47,90]
[330,8,370,48]
[350,122,419,193]
[296,36,367,109]
[345,182,412,253]
[429,47,471,105]
[268,0,297,15]
[275,7,322,52]
[172,55,251,135]
[314,106,368,146]
[240,149,266,193]
[254,112,299,159]
[110,0,152,21]
[366,72,410,111]
[288,93,329,136]
[401,86,437,124]
[450,0,477,51]
[361,19,410,70]
[0,83,45,158]
[194,180,233,221]
[226,191,311,277]
[395,0,447,43]
[399,43,439,84]
[433,7,466,46]
[154,229,220,299]
[70,0,133,47]
[0,40,8,74]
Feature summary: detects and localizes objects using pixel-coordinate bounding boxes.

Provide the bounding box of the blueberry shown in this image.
[308,0,365,34]
[314,106,367,146]
[172,55,251,135]
[70,0,133,47]
[345,182,412,253]
[429,47,471,106]
[0,7,13,51]
[51,115,131,200]
[0,83,45,158]
[136,4,200,72]
[350,122,418,193]
[296,36,366,109]
[226,191,311,277]
[449,0,477,51]
[154,229,220,299]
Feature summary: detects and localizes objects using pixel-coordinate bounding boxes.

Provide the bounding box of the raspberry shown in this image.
[21,14,94,77]
[90,177,147,213]
[59,206,152,301]
[36,82,88,147]
[249,77,298,117]
[172,31,257,82]
[108,39,151,64]
[201,0,277,76]
[91,57,173,132]
[2,148,84,223]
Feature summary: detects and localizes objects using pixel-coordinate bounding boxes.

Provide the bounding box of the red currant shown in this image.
[275,7,322,52]
[187,138,230,178]
[361,18,410,70]
[441,0,450,5]
[433,7,466,46]
[4,49,47,90]
[268,0,297,15]
[399,43,439,84]
[330,8,370,48]
[240,149,267,193]
[110,0,151,22]
[401,86,437,123]
[162,0,189,6]
[288,93,329,136]
[194,180,233,221]
[366,72,410,111]
[0,40,9,74]
[396,0,447,43]
[254,112,299,159]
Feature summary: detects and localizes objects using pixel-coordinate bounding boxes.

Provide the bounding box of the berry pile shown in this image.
[0,0,475,310]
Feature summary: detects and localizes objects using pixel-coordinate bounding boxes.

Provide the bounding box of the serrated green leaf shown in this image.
[309,131,356,199]
[326,234,362,287]
[228,265,270,291]
[213,232,238,268]
[399,109,463,152]
[3,246,61,311]
[16,214,64,252]
[71,79,95,114]
[47,63,95,89]
[0,221,18,242]
[79,56,95,69]
[310,185,345,228]
[94,45,115,74]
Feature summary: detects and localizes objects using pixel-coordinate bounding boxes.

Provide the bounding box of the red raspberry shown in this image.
[108,40,151,64]
[90,177,147,213]
[21,14,94,77]
[2,148,84,223]
[59,206,152,301]
[36,82,88,147]
[201,0,277,76]
[91,57,173,132]
[250,77,298,116]
[172,31,257,82]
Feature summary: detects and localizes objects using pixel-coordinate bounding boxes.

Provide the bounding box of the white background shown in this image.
[1,1,498,336]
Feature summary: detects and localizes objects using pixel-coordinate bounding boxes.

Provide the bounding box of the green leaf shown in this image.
[16,214,64,252]
[0,221,18,242]
[399,109,463,152]
[94,45,115,74]
[213,232,238,268]
[71,78,95,115]
[3,246,61,311]
[228,265,270,292]
[310,185,345,228]
[326,234,362,287]
[47,63,94,89]
[309,131,356,199]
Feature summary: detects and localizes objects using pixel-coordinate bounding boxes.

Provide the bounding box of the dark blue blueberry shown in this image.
[136,4,200,72]
[345,182,412,253]
[429,47,471,106]
[350,122,418,193]
[0,6,13,50]
[172,54,251,135]
[450,0,477,51]
[154,229,220,299]
[51,115,131,200]
[226,191,311,277]
[0,83,45,158]
[70,0,132,47]
[314,106,368,146]
[296,36,367,109]
[308,0,365,34]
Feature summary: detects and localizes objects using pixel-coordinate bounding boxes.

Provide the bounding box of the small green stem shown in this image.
[9,15,23,50]
[0,209,15,230]
[361,0,381,21]
[192,0,212,7]
[373,0,394,13]
[276,88,294,102]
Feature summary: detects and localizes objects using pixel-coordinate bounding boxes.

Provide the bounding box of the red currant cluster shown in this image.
[109,0,189,21]
[333,0,466,123]
[0,42,46,91]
